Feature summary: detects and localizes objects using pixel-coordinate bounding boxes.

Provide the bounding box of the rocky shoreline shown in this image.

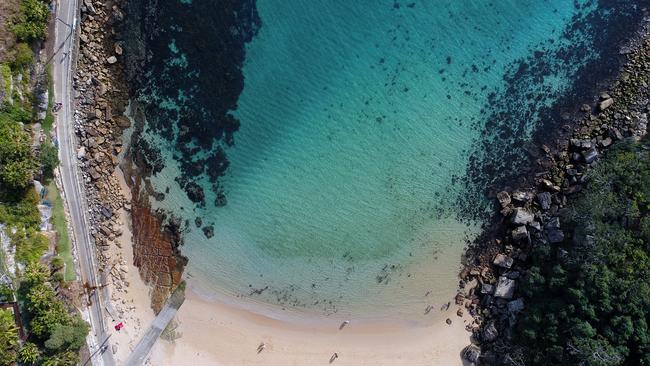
[459,14,650,365]
[72,0,184,315]
[72,1,650,362]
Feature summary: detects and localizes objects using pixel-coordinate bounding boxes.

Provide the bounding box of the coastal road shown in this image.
[52,1,114,365]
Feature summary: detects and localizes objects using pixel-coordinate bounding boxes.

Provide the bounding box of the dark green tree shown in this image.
[39,141,59,178]
[44,315,89,352]
[515,141,650,365]
[12,0,50,42]
[0,309,19,366]
[0,115,36,191]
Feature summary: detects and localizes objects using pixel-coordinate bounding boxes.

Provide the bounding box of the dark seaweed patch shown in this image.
[457,0,649,222]
[122,0,261,202]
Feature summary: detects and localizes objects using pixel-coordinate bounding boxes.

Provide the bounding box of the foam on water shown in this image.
[131,0,620,320]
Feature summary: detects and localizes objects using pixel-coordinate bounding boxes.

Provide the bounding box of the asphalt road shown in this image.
[52,1,114,365]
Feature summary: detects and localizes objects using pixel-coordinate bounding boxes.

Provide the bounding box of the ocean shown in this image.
[122,0,646,321]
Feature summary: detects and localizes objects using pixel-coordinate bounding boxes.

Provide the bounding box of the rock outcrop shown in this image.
[73,0,186,314]
[458,15,650,365]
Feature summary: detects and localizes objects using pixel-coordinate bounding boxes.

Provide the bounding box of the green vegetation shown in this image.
[19,263,88,365]
[0,285,13,302]
[0,5,85,365]
[17,342,40,365]
[0,308,19,365]
[12,0,50,42]
[40,141,59,179]
[0,64,11,97]
[516,140,650,365]
[13,229,48,264]
[46,181,74,281]
[0,188,40,229]
[0,104,37,192]
[42,64,54,133]
[12,42,33,69]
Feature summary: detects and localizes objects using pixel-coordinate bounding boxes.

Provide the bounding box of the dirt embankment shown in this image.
[0,0,19,63]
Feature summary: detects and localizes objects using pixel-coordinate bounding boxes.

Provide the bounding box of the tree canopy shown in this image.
[0,110,36,191]
[12,0,50,42]
[0,309,19,366]
[39,141,59,179]
[19,263,89,361]
[515,140,650,365]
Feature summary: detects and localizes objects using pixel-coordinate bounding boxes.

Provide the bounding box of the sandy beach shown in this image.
[103,168,156,364]
[107,165,473,365]
[101,165,473,366]
[148,287,472,366]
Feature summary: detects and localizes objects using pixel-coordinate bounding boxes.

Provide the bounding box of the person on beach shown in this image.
[257,342,266,353]
[339,320,350,330]
[330,352,339,363]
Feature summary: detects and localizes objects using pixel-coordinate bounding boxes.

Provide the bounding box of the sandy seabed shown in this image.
[109,168,471,366]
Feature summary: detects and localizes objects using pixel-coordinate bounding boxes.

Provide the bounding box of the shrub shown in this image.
[0,309,19,366]
[13,230,49,264]
[12,0,50,42]
[39,141,59,179]
[0,113,37,191]
[50,256,64,270]
[12,43,33,69]
[17,342,40,365]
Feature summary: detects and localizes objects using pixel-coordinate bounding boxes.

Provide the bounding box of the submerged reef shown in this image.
[459,0,648,222]
[122,0,261,205]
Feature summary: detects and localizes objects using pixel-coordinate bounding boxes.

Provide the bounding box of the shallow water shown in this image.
[124,0,644,319]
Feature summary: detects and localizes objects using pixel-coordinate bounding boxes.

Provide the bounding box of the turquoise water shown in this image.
[136,0,604,319]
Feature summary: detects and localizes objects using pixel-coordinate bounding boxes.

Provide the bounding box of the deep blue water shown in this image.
[123,0,646,319]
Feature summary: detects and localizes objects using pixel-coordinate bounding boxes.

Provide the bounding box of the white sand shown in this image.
[148,287,472,366]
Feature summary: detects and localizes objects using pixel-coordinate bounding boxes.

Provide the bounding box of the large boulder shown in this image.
[511,190,534,203]
[507,298,525,313]
[481,283,494,295]
[494,276,516,299]
[493,254,513,269]
[463,345,481,363]
[482,322,498,342]
[463,278,479,297]
[114,115,132,128]
[540,179,561,193]
[599,98,614,110]
[547,229,565,243]
[583,147,599,164]
[510,208,534,225]
[511,226,529,242]
[496,191,511,208]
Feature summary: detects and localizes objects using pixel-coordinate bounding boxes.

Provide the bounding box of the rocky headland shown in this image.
[459,15,650,365]
[72,0,184,317]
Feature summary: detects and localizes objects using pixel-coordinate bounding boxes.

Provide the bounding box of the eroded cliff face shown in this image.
[130,180,186,313]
